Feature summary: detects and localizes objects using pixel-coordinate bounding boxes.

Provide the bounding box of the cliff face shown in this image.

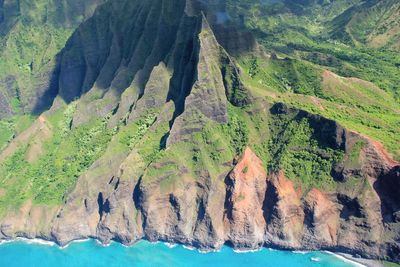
[0,0,399,264]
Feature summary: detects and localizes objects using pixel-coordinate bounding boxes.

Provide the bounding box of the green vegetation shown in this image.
[0,115,36,151]
[0,0,102,115]
[0,103,113,215]
[0,120,14,151]
[221,54,250,106]
[143,106,253,191]
[267,116,344,192]
[0,0,398,230]
[0,23,74,110]
[222,106,249,155]
[240,56,323,96]
[242,166,248,174]
[230,0,400,160]
[348,140,365,167]
[141,100,346,193]
[119,112,157,150]
[239,54,400,160]
[226,0,400,98]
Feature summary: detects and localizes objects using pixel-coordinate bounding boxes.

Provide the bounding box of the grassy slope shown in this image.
[238,55,400,160]
[225,0,400,160]
[0,102,113,215]
[0,98,169,216]
[331,0,400,50]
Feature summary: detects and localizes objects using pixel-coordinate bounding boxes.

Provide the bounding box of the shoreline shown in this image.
[323,251,368,267]
[0,237,384,266]
[326,252,385,267]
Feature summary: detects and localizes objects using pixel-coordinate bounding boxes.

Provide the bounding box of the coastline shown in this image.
[0,236,385,267]
[326,252,385,267]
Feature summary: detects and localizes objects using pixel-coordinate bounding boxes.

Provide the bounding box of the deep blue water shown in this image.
[0,239,358,267]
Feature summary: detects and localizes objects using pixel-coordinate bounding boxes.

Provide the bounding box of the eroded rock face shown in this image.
[0,200,58,241]
[264,171,304,249]
[303,189,339,247]
[0,0,399,264]
[224,148,267,249]
[1,133,399,262]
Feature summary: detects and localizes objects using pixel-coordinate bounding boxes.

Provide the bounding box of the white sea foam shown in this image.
[95,239,111,247]
[60,239,90,250]
[0,237,94,249]
[163,242,177,249]
[292,250,310,254]
[198,247,220,254]
[73,238,90,243]
[310,257,321,262]
[0,239,14,246]
[233,247,262,254]
[15,238,56,246]
[182,245,196,251]
[323,251,366,267]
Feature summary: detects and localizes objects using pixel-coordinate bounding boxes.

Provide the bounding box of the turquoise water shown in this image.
[0,239,357,267]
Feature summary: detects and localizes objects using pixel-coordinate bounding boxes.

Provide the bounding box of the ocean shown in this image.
[0,239,361,267]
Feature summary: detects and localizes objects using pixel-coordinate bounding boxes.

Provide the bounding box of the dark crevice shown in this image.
[31,53,62,115]
[132,177,142,210]
[374,166,400,223]
[262,180,279,225]
[132,176,148,232]
[84,199,89,210]
[169,194,181,221]
[196,198,206,222]
[223,172,234,221]
[337,194,364,220]
[160,132,169,150]
[166,15,202,128]
[111,103,120,116]
[97,192,111,220]
[108,176,120,190]
[193,174,212,235]
[303,204,315,229]
[114,178,120,191]
[97,192,104,219]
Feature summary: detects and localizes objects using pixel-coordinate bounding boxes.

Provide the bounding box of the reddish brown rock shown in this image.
[224,147,267,249]
[303,189,339,247]
[264,171,304,248]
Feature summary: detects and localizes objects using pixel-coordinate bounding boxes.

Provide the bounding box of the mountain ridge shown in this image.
[0,0,399,264]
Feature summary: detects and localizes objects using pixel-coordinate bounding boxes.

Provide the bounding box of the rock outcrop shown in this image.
[264,171,304,249]
[224,148,267,249]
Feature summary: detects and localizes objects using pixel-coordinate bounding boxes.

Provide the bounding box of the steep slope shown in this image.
[330,0,400,50]
[0,0,106,152]
[222,0,400,100]
[0,0,399,264]
[0,0,105,118]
